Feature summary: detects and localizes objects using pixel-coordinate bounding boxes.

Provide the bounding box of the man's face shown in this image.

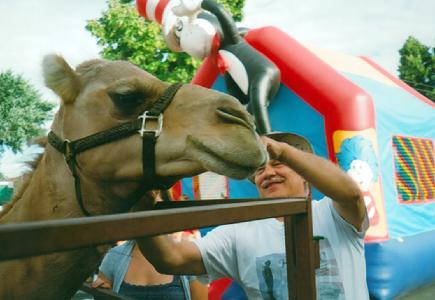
[254,159,306,198]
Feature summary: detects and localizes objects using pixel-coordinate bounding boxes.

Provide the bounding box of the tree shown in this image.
[86,0,245,83]
[398,36,435,102]
[0,71,54,152]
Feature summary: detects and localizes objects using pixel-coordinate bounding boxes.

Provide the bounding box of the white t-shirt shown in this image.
[194,197,369,300]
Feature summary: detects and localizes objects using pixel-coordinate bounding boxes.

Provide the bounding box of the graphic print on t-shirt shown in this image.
[256,253,287,300]
[316,238,345,299]
[255,238,345,299]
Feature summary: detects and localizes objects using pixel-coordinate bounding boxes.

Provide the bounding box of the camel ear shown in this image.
[42,54,80,103]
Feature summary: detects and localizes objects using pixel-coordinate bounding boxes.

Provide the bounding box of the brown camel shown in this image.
[0,54,267,299]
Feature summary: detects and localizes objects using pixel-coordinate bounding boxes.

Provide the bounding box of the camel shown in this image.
[0,54,267,299]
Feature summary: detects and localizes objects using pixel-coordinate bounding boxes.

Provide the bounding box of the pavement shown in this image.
[397,282,435,300]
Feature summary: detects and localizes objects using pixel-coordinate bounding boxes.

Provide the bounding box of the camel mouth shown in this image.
[187,135,259,179]
[215,106,254,130]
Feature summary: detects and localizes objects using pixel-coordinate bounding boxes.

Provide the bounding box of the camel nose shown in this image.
[215,104,256,131]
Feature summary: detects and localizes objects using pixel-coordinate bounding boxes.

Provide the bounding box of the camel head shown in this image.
[43,55,267,191]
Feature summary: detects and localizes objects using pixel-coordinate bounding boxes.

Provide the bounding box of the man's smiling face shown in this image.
[254,159,306,198]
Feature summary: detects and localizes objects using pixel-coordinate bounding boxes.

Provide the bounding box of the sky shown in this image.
[0,0,433,178]
[0,0,434,103]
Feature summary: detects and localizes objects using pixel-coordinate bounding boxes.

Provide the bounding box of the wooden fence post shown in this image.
[284,197,316,300]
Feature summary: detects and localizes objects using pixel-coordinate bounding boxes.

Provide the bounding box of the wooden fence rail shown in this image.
[0,197,316,299]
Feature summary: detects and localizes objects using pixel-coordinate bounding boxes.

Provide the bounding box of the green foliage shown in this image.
[86,0,245,83]
[219,0,245,22]
[398,36,435,102]
[0,71,54,152]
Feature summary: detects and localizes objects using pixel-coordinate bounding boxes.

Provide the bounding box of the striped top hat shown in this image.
[137,0,174,24]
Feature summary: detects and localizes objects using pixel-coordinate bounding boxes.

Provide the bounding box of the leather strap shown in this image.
[48,83,183,216]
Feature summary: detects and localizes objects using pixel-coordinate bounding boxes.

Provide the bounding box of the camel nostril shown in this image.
[216,106,255,130]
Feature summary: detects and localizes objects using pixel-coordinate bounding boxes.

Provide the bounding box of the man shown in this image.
[138,132,369,299]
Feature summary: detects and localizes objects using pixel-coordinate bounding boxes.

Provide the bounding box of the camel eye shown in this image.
[109,90,148,114]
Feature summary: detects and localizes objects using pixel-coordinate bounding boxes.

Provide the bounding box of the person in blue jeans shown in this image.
[92,240,207,300]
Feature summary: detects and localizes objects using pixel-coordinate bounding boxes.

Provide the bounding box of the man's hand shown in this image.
[260,136,286,161]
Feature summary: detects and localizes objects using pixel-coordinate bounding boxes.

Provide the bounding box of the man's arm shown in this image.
[262,136,366,231]
[136,235,206,275]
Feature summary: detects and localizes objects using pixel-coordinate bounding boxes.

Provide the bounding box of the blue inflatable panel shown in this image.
[342,72,435,239]
[366,229,435,299]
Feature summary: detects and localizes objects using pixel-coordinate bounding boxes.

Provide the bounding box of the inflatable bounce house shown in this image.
[137,0,435,298]
[181,27,435,299]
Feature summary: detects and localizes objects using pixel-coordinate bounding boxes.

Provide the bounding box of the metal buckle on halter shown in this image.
[138,111,163,137]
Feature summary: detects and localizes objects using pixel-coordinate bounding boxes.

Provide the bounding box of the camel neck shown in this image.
[0,151,81,223]
[0,148,104,299]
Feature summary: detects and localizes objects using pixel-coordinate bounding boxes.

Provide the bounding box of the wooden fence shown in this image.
[0,197,317,299]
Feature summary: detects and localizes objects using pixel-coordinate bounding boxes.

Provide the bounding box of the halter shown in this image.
[48,83,183,216]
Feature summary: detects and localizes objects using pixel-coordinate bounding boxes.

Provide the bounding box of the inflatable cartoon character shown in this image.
[137,0,281,134]
[337,135,380,225]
